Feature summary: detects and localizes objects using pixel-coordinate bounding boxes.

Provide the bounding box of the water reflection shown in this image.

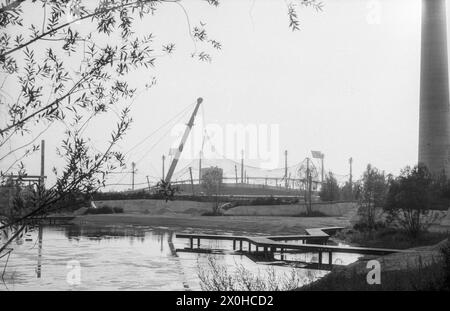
[0,224,359,291]
[65,225,146,240]
[36,226,42,278]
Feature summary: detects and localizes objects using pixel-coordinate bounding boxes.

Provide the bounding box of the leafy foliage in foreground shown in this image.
[198,255,318,291]
[0,0,221,255]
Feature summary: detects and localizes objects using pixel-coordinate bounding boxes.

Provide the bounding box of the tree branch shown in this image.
[0,74,88,135]
[0,0,180,59]
[0,0,25,14]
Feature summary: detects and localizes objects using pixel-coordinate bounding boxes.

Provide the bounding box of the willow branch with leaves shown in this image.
[0,0,221,255]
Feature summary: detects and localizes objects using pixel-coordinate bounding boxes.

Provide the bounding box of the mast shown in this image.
[164,97,203,183]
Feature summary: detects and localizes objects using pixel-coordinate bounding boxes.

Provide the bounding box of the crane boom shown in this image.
[164,97,202,183]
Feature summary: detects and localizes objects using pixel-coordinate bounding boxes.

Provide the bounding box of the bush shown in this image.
[201,211,224,216]
[440,240,450,290]
[353,221,386,232]
[319,172,340,202]
[84,205,124,214]
[294,211,327,217]
[343,226,448,250]
[356,164,389,230]
[198,256,315,291]
[384,165,435,237]
[250,196,279,205]
[113,207,124,213]
[84,205,114,215]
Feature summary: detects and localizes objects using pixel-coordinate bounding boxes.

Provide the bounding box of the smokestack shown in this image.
[419,0,450,175]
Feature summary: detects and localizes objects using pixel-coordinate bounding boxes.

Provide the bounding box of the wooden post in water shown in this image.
[36,225,43,278]
[40,140,45,188]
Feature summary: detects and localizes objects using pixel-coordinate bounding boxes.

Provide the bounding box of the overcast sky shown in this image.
[2,0,438,190]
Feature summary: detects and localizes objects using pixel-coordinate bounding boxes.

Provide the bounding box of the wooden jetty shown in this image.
[175,227,407,269]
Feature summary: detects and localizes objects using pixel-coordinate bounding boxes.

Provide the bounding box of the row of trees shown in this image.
[320,163,450,237]
[319,173,353,202]
[354,164,449,237]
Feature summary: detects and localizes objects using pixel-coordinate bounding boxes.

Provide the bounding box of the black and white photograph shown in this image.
[1,0,450,298]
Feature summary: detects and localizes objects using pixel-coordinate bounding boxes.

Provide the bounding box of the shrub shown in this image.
[356,164,389,230]
[84,205,114,215]
[201,166,224,215]
[344,226,448,250]
[198,256,315,291]
[113,207,124,213]
[440,240,450,290]
[201,211,224,216]
[319,172,340,202]
[294,211,327,217]
[384,165,435,237]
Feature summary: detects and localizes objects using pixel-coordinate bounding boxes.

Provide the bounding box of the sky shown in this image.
[0,0,436,190]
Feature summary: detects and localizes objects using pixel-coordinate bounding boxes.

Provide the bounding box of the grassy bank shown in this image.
[334,227,449,250]
[300,239,450,291]
[301,260,448,290]
[300,225,450,291]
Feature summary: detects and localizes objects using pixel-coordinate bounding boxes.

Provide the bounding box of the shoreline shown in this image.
[65,212,450,290]
[71,213,352,236]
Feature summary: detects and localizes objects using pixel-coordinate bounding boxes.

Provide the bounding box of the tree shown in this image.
[201,166,223,215]
[356,164,389,229]
[430,170,450,209]
[340,181,354,201]
[384,165,435,237]
[319,172,340,202]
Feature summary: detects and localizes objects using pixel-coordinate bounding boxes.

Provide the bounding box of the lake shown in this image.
[0,224,361,290]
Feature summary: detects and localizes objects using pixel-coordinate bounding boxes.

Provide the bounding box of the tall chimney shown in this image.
[419,0,450,175]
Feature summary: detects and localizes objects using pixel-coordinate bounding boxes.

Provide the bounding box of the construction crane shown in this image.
[157,97,203,200]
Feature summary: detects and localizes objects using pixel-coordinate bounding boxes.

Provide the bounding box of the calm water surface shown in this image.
[1,225,360,290]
